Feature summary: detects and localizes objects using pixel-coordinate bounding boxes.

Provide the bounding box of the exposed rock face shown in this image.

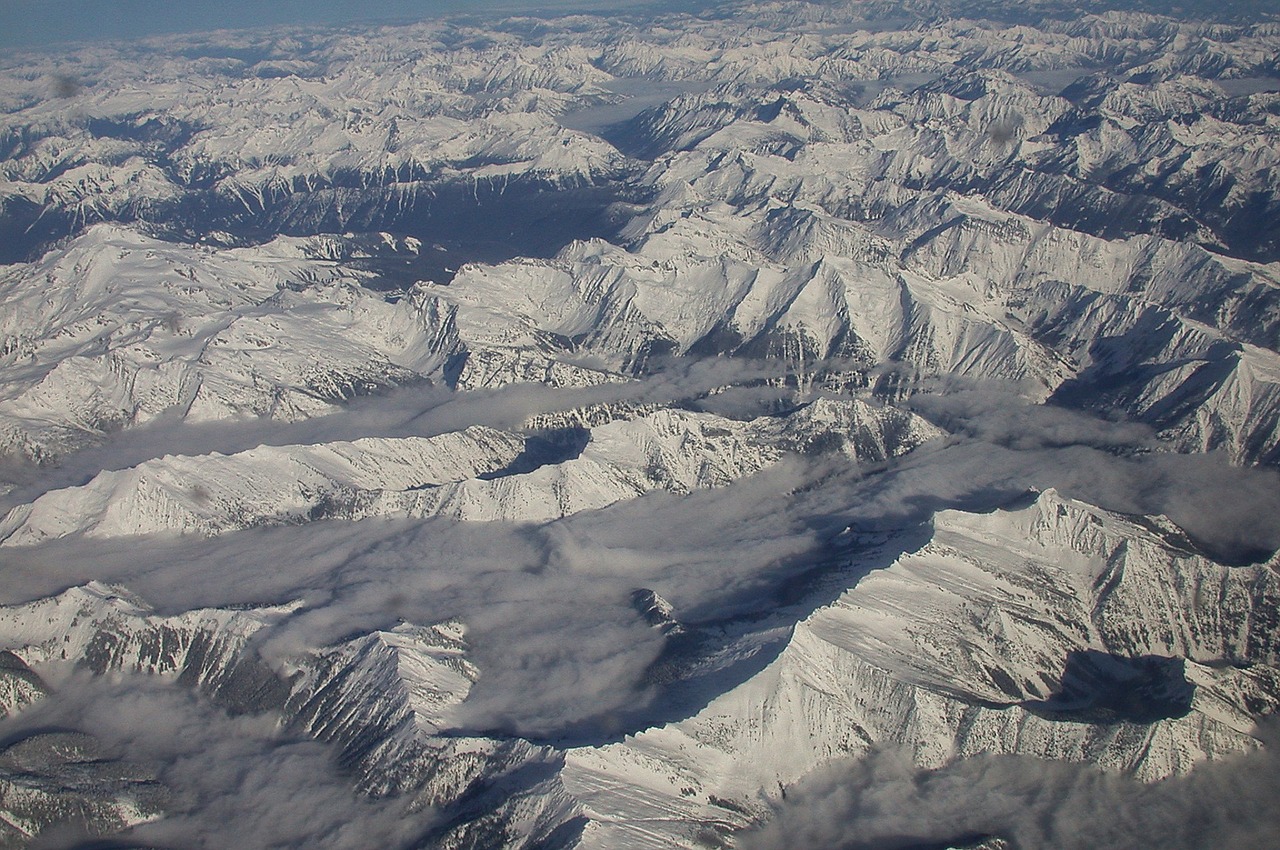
[0,730,166,849]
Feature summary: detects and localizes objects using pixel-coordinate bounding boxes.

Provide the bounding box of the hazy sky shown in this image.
[0,0,688,48]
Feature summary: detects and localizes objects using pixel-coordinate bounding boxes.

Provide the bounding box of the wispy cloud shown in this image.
[7,674,427,850]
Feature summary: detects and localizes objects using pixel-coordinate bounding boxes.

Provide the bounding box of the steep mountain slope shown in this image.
[564,490,1280,848]
[0,225,460,462]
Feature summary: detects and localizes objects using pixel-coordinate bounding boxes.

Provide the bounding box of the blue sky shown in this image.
[0,0,688,48]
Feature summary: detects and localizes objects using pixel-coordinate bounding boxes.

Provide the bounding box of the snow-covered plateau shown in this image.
[1,1,1279,848]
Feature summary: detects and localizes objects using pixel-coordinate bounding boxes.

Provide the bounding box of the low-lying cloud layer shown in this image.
[742,722,1280,850]
[3,375,1279,847]
[0,355,794,515]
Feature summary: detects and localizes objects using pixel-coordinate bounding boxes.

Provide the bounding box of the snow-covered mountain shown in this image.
[565,490,1280,847]
[0,403,938,545]
[0,225,463,463]
[2,1,1279,847]
[1,489,1276,848]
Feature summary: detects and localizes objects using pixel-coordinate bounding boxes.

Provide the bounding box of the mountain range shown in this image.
[1,1,1279,848]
